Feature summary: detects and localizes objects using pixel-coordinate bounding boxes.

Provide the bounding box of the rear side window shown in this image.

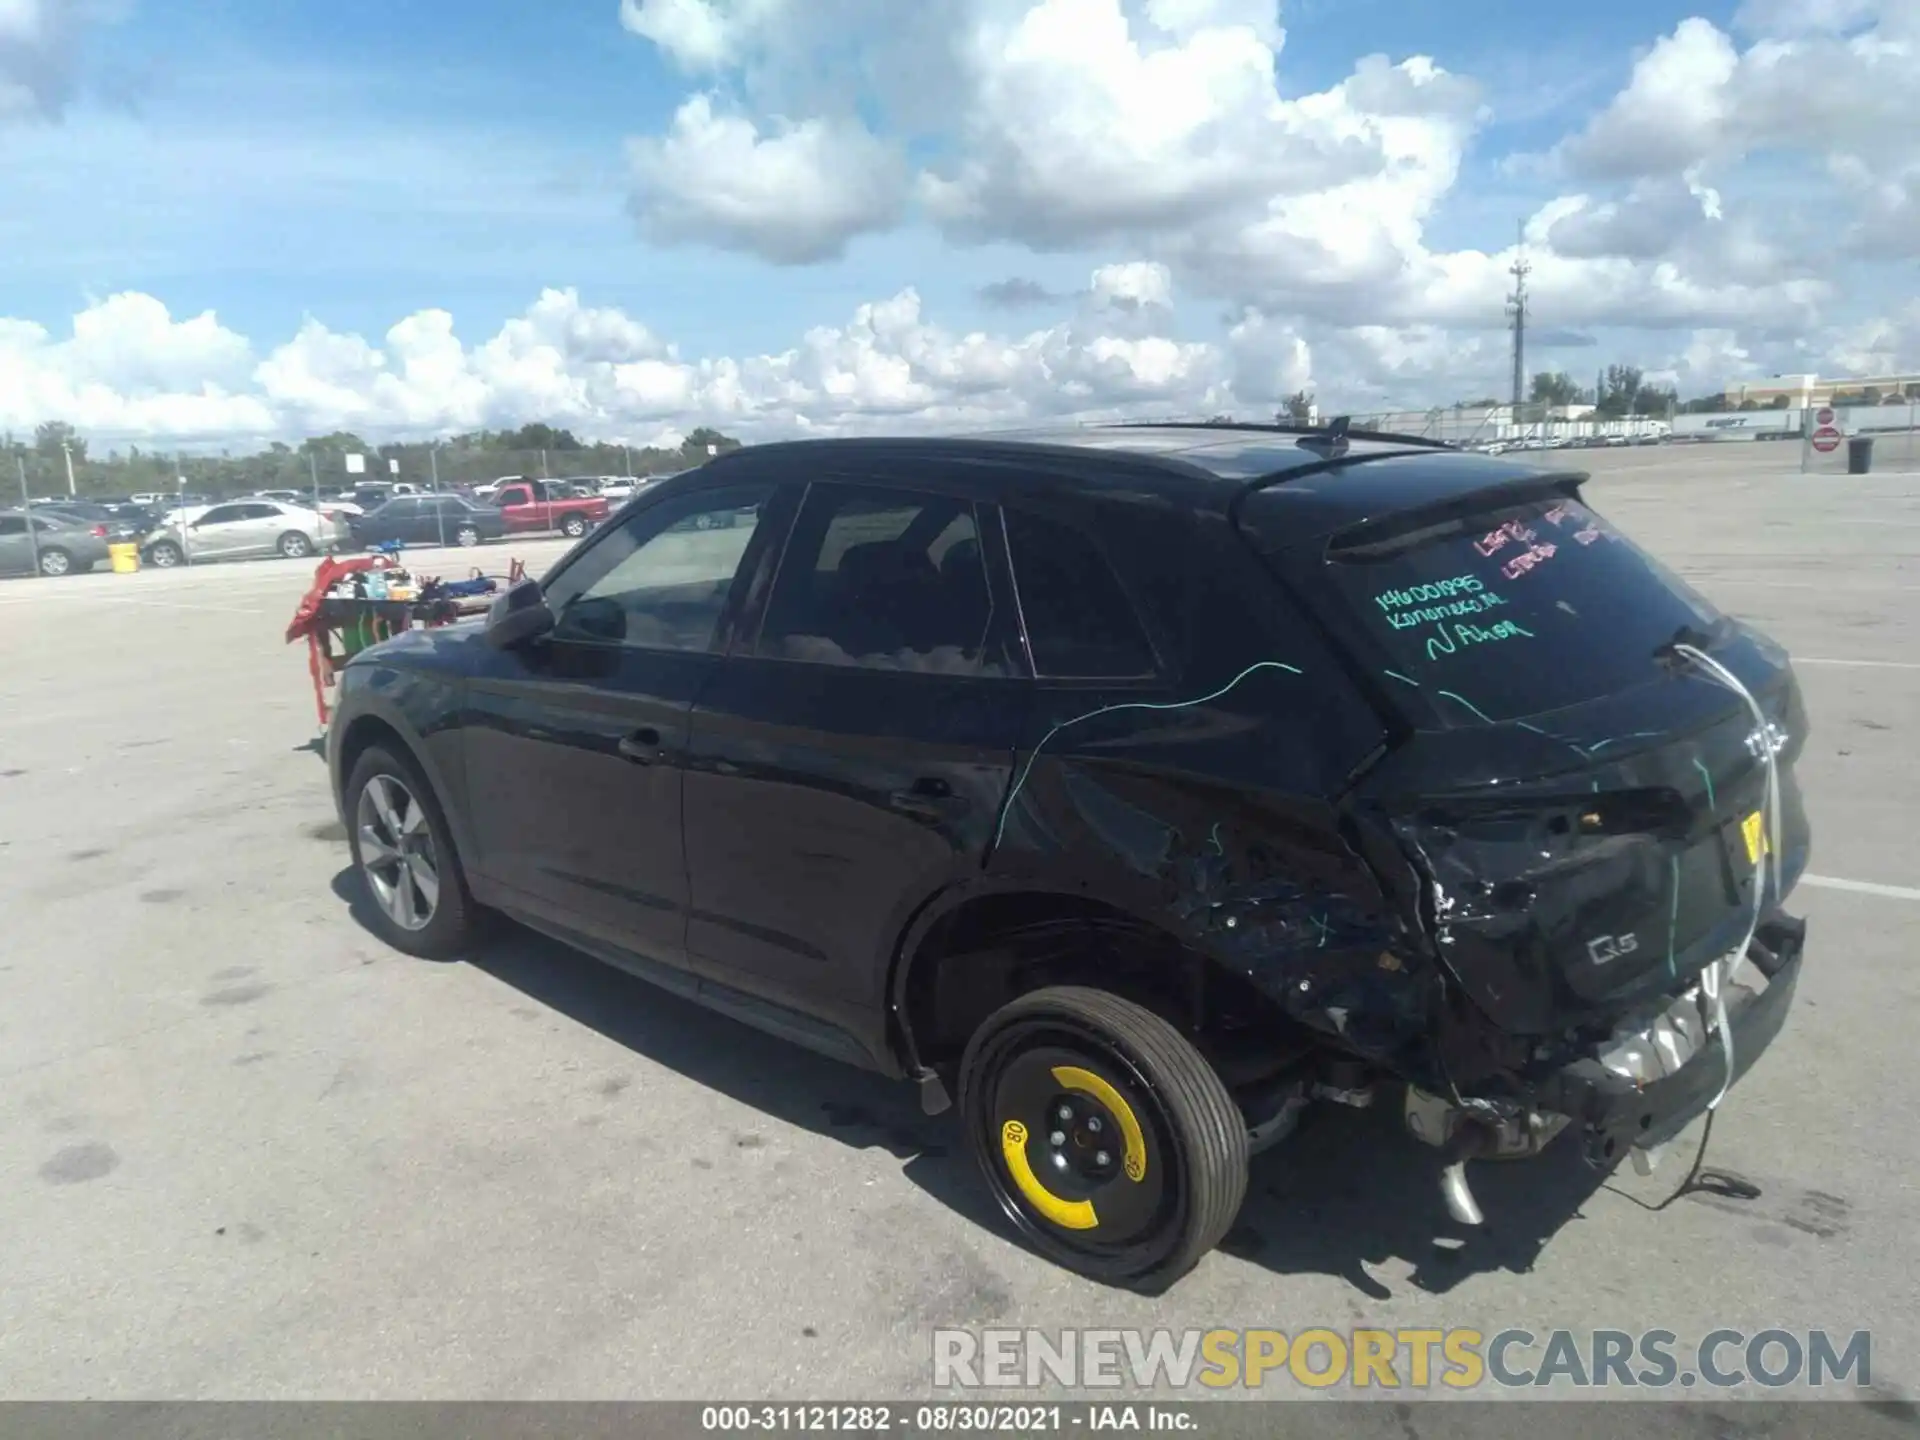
[1003,507,1157,678]
[757,483,1002,675]
[1321,495,1719,725]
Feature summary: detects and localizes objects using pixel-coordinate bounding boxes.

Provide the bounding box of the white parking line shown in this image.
[1802,874,1920,902]
[1686,579,1920,593]
[1793,658,1920,670]
[0,593,264,614]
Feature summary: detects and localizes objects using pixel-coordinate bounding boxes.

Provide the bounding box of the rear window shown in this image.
[1320,495,1719,725]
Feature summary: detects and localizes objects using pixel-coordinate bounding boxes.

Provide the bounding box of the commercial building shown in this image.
[1729,374,1920,407]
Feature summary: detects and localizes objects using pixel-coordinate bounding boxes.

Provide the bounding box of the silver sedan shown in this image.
[141,500,351,568]
[0,509,111,577]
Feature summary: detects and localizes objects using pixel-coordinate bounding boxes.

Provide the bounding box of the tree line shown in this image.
[4,422,745,501]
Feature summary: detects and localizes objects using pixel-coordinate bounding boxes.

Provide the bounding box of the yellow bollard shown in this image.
[108,543,140,574]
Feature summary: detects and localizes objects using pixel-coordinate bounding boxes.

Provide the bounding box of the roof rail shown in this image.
[1110,418,1459,451]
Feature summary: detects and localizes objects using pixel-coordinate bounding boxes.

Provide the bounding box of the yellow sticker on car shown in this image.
[1741,811,1768,865]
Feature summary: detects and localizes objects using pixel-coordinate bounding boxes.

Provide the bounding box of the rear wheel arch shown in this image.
[890,886,1281,1082]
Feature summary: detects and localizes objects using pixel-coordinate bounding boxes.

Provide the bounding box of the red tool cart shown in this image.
[286,553,526,726]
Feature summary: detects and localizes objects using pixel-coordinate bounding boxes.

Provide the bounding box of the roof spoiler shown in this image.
[1323,471,1588,558]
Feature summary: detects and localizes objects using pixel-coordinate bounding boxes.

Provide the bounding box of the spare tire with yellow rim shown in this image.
[958,985,1249,1287]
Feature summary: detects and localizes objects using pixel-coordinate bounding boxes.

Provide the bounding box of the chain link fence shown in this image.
[8,438,732,508]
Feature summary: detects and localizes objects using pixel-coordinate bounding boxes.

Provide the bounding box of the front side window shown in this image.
[545,485,774,652]
[755,483,1001,676]
[197,505,244,526]
[1002,507,1158,679]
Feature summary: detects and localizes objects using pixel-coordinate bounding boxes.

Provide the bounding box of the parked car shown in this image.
[348,495,506,550]
[0,508,110,576]
[492,478,610,537]
[325,422,1810,1289]
[30,500,149,543]
[140,500,349,568]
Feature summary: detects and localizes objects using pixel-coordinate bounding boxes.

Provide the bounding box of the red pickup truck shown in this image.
[493,480,610,537]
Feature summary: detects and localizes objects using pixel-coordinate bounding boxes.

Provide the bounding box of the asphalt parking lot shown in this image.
[2,448,1918,1405]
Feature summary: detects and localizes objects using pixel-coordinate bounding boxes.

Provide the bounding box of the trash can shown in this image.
[108,542,140,574]
[1848,437,1875,474]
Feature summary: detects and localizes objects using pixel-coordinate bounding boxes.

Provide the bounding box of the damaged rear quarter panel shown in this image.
[987,514,1443,1076]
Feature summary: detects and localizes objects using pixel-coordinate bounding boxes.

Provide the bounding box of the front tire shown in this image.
[37,547,72,577]
[958,986,1248,1289]
[148,540,183,568]
[278,530,314,558]
[561,514,588,538]
[344,744,479,959]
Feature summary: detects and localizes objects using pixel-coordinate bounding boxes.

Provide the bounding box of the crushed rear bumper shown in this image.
[1536,912,1805,1168]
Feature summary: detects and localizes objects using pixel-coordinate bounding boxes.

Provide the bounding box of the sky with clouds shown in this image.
[2,0,1918,449]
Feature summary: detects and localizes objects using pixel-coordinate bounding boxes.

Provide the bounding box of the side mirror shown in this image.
[485,577,555,649]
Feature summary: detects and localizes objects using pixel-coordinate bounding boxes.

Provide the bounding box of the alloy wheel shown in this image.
[356,773,441,932]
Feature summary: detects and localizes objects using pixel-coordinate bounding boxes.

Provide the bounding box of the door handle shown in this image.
[617,727,664,764]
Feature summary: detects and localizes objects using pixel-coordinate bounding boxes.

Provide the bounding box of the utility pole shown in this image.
[1507,221,1530,428]
[430,444,446,548]
[61,442,77,497]
[18,453,41,576]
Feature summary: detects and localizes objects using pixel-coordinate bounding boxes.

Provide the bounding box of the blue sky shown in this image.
[7,0,1738,357]
[0,0,1906,445]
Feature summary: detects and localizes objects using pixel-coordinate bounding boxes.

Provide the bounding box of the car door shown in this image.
[460,479,785,973]
[183,504,251,559]
[681,475,1031,1030]
[351,499,396,545]
[238,502,294,555]
[412,497,456,546]
[378,497,425,544]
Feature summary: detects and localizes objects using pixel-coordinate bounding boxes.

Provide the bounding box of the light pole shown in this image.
[430,443,446,548]
[61,442,77,498]
[18,453,41,576]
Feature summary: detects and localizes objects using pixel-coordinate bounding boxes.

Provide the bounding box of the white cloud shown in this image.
[1732,0,1885,37]
[1826,300,1920,376]
[617,0,774,70]
[1564,7,1920,185]
[918,0,1387,247]
[0,277,1233,445]
[17,268,1920,451]
[605,0,1918,340]
[0,293,272,441]
[627,93,907,263]
[0,0,112,120]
